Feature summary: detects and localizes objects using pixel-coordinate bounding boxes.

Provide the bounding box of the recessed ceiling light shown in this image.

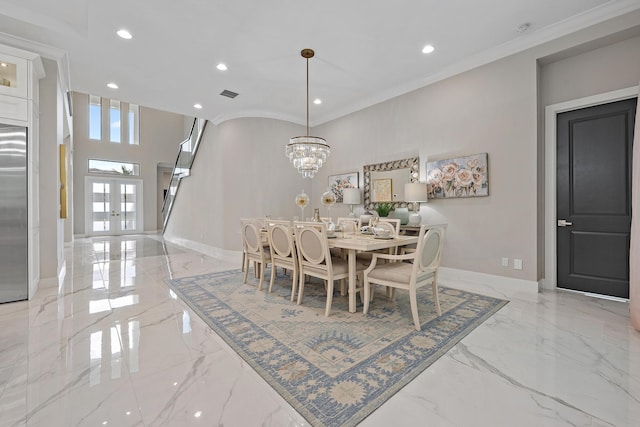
[107,83,118,89]
[194,411,202,418]
[193,103,203,109]
[216,63,228,71]
[0,62,7,67]
[116,29,133,40]
[422,44,435,54]
[313,98,322,105]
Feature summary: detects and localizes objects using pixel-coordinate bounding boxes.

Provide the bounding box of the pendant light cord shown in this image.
[306,56,310,137]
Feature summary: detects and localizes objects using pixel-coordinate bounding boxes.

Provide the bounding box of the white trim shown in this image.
[438,267,540,302]
[543,86,639,290]
[163,236,241,261]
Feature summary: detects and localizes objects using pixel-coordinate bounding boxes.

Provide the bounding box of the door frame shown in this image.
[544,86,638,291]
[84,176,144,236]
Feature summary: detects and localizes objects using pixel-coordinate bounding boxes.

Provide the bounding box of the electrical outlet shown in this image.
[501,257,509,267]
[514,259,523,270]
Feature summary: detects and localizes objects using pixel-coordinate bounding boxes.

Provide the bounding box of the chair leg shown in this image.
[241,251,246,272]
[324,279,334,317]
[409,289,421,331]
[297,272,305,305]
[258,263,265,290]
[243,258,250,284]
[432,275,442,316]
[290,269,298,301]
[268,262,276,292]
[254,261,259,278]
[363,277,371,314]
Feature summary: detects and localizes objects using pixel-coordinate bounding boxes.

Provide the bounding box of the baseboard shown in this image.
[438,267,540,302]
[164,236,241,261]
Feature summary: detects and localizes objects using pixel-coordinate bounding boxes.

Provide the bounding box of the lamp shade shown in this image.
[342,188,361,204]
[404,182,428,202]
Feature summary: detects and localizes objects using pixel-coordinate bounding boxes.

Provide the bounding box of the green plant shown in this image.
[375,202,394,217]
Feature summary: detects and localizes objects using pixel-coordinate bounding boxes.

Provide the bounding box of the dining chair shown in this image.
[240,218,270,274]
[378,218,401,237]
[294,221,365,317]
[336,217,361,233]
[241,220,272,290]
[267,220,299,300]
[363,225,445,330]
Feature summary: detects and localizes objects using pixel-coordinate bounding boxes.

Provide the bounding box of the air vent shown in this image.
[220,90,239,99]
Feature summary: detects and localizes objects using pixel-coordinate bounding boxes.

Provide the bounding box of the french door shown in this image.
[86,177,143,236]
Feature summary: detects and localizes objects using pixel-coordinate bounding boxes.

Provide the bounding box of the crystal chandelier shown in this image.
[285,49,330,178]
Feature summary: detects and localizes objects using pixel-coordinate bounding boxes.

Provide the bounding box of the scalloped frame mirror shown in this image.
[363,157,419,210]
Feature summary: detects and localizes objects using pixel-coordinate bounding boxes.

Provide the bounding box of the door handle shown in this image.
[557,219,573,227]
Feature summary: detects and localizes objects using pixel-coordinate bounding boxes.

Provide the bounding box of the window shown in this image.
[89,95,101,140]
[89,95,140,145]
[128,104,139,145]
[88,159,140,176]
[110,99,121,143]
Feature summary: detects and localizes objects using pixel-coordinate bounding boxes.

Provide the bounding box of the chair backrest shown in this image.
[294,222,331,269]
[378,218,401,237]
[416,226,445,273]
[336,217,360,233]
[268,221,295,259]
[241,220,265,257]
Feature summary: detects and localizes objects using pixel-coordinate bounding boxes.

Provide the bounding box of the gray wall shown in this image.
[72,92,186,234]
[164,11,640,285]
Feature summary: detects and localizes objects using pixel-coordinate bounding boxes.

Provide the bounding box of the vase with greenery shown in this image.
[375,202,394,217]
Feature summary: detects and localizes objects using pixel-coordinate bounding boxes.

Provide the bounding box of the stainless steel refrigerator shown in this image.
[0,123,28,303]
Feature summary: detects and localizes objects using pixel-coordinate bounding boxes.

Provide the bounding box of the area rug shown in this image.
[165,269,507,426]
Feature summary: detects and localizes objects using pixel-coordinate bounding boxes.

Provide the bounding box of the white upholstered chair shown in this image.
[267,220,298,300]
[363,225,445,330]
[336,217,361,233]
[294,221,365,317]
[241,220,272,290]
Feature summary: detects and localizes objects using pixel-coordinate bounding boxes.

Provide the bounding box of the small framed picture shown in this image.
[372,178,392,202]
[328,172,359,202]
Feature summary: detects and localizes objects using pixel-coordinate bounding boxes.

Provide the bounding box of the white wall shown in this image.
[38,58,64,279]
[72,92,186,234]
[164,118,311,250]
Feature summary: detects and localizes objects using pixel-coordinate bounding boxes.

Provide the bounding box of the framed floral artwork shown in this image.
[426,153,488,199]
[328,172,359,202]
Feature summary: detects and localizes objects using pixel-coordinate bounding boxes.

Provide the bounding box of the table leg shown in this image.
[348,249,357,313]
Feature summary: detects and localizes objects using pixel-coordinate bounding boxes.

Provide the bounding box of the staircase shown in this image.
[161,118,208,233]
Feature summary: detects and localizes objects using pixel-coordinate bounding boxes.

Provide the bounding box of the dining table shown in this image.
[328,232,419,313]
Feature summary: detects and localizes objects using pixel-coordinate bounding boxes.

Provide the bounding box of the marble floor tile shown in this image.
[0,235,638,427]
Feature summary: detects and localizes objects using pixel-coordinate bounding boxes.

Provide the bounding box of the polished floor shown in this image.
[0,235,639,426]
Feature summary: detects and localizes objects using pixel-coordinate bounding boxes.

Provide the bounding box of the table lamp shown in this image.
[404,182,428,226]
[342,188,361,218]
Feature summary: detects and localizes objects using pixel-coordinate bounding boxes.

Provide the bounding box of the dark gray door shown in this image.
[557,98,635,298]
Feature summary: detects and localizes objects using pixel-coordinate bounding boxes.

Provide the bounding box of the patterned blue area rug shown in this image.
[166,269,507,426]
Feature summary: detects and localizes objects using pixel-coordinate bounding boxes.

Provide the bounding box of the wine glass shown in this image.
[295,190,309,221]
[321,188,337,227]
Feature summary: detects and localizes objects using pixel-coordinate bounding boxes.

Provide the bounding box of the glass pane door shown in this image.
[87,178,143,235]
